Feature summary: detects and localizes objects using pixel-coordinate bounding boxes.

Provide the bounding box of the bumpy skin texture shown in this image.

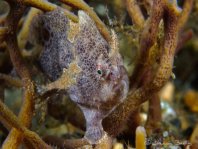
[36,9,129,144]
[36,9,74,80]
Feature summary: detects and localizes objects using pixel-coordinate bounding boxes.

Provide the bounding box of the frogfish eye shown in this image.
[97,69,102,75]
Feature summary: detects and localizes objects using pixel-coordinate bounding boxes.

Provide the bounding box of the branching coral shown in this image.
[0,0,194,148]
[0,100,51,148]
[103,0,194,137]
[125,0,145,29]
[1,2,35,149]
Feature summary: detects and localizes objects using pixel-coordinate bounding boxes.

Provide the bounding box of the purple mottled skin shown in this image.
[36,9,129,144]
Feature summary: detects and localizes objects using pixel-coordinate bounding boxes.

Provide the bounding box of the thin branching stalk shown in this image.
[0,27,8,36]
[125,0,145,29]
[18,0,78,22]
[178,0,194,29]
[0,100,52,149]
[60,0,112,42]
[0,73,22,88]
[145,93,162,134]
[2,2,36,149]
[15,0,111,42]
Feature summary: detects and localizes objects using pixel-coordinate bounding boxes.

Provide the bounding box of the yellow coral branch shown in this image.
[0,73,22,88]
[0,27,8,36]
[178,0,194,29]
[125,0,145,29]
[18,0,78,22]
[16,0,111,42]
[18,8,42,50]
[0,27,8,42]
[60,0,112,42]
[2,3,36,149]
[0,100,52,149]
